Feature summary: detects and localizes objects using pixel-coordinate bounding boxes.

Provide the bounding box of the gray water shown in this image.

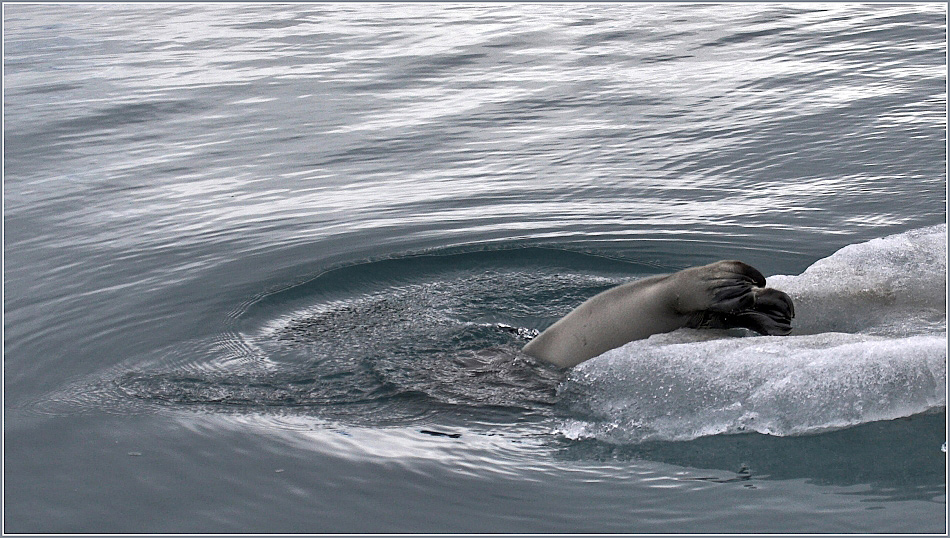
[4,3,947,534]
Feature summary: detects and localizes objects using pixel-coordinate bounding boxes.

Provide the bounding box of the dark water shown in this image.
[4,4,947,533]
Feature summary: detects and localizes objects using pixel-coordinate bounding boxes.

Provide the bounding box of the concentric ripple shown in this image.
[47,248,651,428]
[33,226,946,444]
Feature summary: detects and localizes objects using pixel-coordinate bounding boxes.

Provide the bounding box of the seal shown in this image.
[521,260,794,368]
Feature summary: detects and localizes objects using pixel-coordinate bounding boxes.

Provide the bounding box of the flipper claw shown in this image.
[688,287,795,336]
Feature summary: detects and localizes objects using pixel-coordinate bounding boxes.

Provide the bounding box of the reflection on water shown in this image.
[4,3,946,534]
[29,230,946,511]
[557,410,946,504]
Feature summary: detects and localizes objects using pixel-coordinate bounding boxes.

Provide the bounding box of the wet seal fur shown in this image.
[522,260,794,368]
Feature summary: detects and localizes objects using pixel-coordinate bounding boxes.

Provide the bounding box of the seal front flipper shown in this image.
[752,286,795,322]
[684,260,766,314]
[744,287,795,335]
[688,287,795,335]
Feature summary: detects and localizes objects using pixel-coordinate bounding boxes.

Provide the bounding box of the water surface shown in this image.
[4,4,946,533]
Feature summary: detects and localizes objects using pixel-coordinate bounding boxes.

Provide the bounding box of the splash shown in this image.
[558,225,947,443]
